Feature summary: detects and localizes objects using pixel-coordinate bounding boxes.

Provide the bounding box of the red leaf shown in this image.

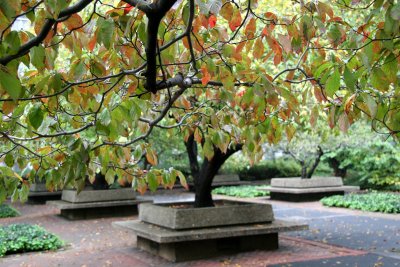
[208,15,217,28]
[124,4,134,14]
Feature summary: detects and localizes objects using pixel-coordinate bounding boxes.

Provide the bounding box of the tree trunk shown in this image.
[306,146,324,178]
[184,134,200,181]
[193,146,241,207]
[184,134,242,208]
[328,158,347,178]
[300,163,307,179]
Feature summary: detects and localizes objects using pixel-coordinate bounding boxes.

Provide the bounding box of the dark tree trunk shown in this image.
[184,134,242,208]
[184,134,200,181]
[306,146,324,178]
[328,158,347,178]
[300,163,307,179]
[194,146,241,207]
[88,172,108,190]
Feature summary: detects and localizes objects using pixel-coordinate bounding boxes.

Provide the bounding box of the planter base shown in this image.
[29,183,61,204]
[137,233,278,262]
[113,219,307,262]
[270,190,344,202]
[28,191,62,204]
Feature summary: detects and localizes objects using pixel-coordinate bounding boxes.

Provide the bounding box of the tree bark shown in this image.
[193,145,241,207]
[307,146,324,178]
[184,134,200,181]
[328,158,347,178]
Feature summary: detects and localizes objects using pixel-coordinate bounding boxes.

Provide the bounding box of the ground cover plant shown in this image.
[212,185,270,198]
[0,204,20,218]
[0,224,63,257]
[321,192,400,214]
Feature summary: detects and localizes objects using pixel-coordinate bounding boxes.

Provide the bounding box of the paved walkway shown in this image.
[0,190,399,267]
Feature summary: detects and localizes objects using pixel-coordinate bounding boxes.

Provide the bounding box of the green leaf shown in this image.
[28,104,44,130]
[325,67,340,97]
[382,53,398,83]
[362,93,377,118]
[30,46,46,70]
[105,169,115,185]
[147,172,158,192]
[390,3,400,20]
[97,19,115,49]
[0,1,17,21]
[203,139,215,161]
[314,62,333,79]
[343,66,356,91]
[4,31,21,54]
[371,68,389,92]
[0,66,22,100]
[98,108,112,126]
[137,22,147,46]
[4,154,14,167]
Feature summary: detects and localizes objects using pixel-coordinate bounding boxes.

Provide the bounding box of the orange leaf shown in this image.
[253,38,264,59]
[64,14,84,31]
[2,101,16,114]
[88,34,97,51]
[201,66,211,85]
[245,18,256,38]
[229,10,242,31]
[344,94,356,114]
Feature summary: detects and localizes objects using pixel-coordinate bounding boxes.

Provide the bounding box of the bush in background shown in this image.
[220,157,302,181]
[0,224,63,257]
[0,205,20,218]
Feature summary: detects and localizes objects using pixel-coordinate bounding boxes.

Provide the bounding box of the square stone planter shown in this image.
[28,183,61,204]
[269,177,359,201]
[139,200,274,230]
[62,188,137,203]
[114,200,308,262]
[47,188,148,220]
[271,177,343,188]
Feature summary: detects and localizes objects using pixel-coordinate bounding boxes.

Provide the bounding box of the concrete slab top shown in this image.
[113,219,308,243]
[271,177,343,188]
[62,188,137,203]
[268,186,359,194]
[47,199,149,209]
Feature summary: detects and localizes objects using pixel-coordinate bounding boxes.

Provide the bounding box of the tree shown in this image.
[0,0,399,206]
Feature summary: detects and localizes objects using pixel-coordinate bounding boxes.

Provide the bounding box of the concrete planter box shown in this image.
[139,200,274,230]
[271,177,343,188]
[62,188,137,203]
[269,177,359,201]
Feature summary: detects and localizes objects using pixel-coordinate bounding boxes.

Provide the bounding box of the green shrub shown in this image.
[212,185,270,198]
[237,159,301,181]
[321,192,400,213]
[0,224,63,257]
[0,205,20,218]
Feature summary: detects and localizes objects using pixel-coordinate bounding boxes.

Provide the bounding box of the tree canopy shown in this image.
[0,0,399,201]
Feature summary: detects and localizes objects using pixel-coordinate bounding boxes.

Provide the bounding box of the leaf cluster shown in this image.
[321,192,400,214]
[212,185,270,198]
[0,204,20,218]
[0,224,63,257]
